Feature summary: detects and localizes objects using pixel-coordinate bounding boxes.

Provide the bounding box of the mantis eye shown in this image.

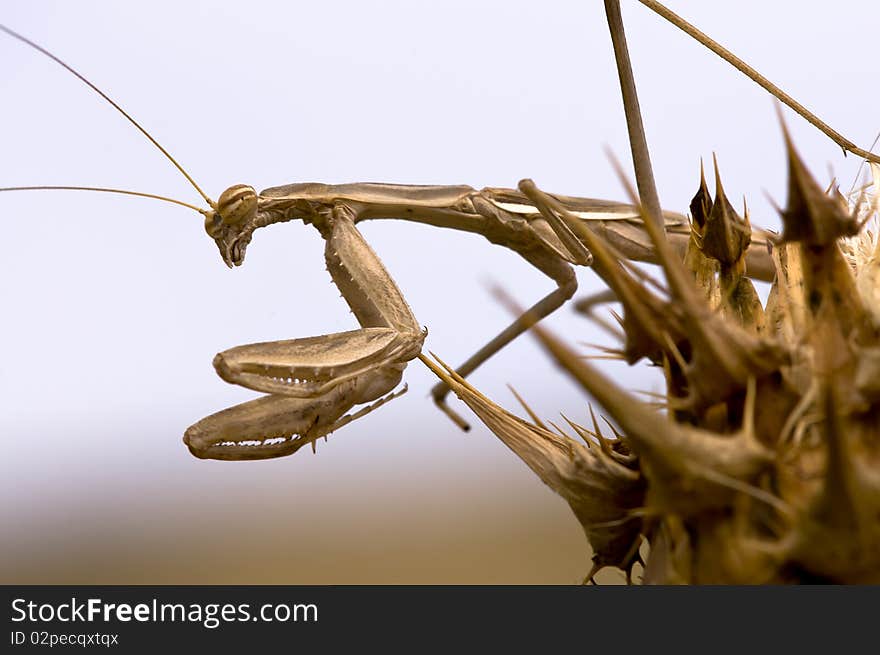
[218,184,258,226]
[203,210,223,237]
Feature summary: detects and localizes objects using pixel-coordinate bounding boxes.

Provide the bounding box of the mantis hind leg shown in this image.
[430,250,577,430]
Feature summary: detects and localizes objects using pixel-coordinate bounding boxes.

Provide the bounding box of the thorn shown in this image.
[581,563,601,585]
[507,385,549,431]
[547,416,571,439]
[602,418,625,441]
[689,157,712,230]
[579,340,625,352]
[777,107,860,245]
[588,403,604,440]
[559,413,594,447]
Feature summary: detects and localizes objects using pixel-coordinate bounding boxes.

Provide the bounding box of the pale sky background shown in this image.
[1,1,878,583]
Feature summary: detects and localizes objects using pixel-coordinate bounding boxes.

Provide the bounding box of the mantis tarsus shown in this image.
[1,2,871,463]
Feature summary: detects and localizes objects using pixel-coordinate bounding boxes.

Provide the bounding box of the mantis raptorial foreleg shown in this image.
[184,202,425,460]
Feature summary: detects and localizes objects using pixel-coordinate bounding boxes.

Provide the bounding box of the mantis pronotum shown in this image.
[1,2,873,465]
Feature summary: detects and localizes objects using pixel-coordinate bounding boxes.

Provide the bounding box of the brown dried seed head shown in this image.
[779,120,860,245]
[700,156,751,268]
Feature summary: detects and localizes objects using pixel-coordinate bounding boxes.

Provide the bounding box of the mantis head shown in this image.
[204,184,260,267]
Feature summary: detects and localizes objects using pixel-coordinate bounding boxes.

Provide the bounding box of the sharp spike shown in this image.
[507,384,549,431]
[777,107,860,245]
[689,158,712,230]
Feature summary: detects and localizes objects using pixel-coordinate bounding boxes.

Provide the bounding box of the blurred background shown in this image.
[1,0,878,583]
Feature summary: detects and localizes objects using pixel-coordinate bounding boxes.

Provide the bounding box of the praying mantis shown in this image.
[1,2,871,466]
[184,179,774,459]
[0,14,735,460]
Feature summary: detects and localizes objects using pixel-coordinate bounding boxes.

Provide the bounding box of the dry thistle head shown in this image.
[423,133,880,584]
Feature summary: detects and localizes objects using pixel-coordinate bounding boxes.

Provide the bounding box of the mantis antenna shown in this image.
[0,24,215,209]
[0,185,209,215]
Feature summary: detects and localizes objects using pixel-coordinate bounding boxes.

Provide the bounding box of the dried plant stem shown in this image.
[603,0,666,233]
[637,0,880,164]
